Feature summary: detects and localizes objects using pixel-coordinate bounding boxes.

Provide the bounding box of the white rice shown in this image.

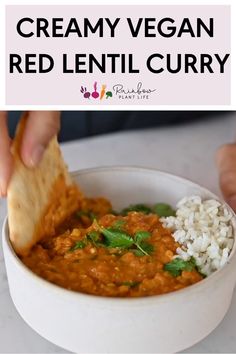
[161,196,235,276]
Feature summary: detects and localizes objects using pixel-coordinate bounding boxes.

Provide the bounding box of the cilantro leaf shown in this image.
[134,231,151,244]
[113,220,126,229]
[90,221,154,256]
[134,242,154,256]
[70,240,87,251]
[100,228,134,248]
[119,202,175,217]
[164,257,196,277]
[133,231,153,256]
[153,203,175,217]
[121,204,152,216]
[87,231,100,242]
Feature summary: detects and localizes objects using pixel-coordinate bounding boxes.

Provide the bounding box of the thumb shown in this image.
[216,143,236,211]
[21,111,61,168]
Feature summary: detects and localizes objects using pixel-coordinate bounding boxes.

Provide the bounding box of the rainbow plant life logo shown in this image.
[80,81,113,100]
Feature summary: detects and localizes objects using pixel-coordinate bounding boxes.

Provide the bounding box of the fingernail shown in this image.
[226,195,236,211]
[29,145,45,167]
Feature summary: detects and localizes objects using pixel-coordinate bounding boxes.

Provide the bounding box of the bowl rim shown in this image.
[3,165,236,306]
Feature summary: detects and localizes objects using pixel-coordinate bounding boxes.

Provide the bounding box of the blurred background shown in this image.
[8,111,229,141]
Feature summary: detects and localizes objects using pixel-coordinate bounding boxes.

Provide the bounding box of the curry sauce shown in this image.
[21,197,202,297]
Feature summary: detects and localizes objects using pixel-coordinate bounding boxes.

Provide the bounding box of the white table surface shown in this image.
[1,114,236,354]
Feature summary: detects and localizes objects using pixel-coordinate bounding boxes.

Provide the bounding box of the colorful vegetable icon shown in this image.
[80,86,90,99]
[106,91,112,99]
[100,84,106,100]
[81,84,112,100]
[92,82,99,99]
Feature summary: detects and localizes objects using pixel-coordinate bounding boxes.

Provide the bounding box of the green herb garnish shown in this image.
[87,231,100,242]
[70,230,101,252]
[70,217,154,257]
[134,231,151,243]
[153,203,176,217]
[100,228,134,248]
[133,243,154,257]
[120,202,175,217]
[133,231,153,256]
[96,220,154,256]
[121,204,153,216]
[164,257,197,277]
[70,240,87,251]
[113,220,126,229]
[86,231,103,247]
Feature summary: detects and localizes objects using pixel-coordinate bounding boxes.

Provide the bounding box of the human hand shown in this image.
[216,143,236,211]
[0,111,60,197]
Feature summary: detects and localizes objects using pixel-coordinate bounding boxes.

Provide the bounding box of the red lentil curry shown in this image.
[9,116,202,297]
[21,197,203,297]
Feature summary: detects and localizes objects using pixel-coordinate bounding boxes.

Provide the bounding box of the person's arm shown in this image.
[0,111,60,197]
[216,144,236,211]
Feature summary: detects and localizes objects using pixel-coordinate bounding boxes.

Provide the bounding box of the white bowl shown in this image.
[2,166,236,353]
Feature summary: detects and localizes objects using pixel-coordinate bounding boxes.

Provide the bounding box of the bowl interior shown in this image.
[4,166,236,300]
[72,166,218,210]
[72,166,236,261]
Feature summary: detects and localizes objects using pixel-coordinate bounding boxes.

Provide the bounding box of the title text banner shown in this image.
[6,5,231,105]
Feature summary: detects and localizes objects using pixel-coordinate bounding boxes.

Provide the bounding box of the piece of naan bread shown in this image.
[8,114,82,256]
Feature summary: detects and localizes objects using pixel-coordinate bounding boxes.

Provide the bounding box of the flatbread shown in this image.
[8,113,82,256]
